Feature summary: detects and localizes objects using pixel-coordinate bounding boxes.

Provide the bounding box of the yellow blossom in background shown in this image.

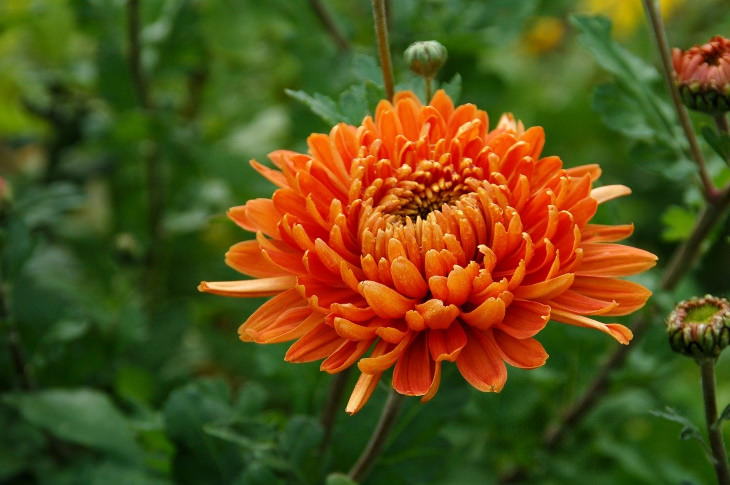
[523,17,566,55]
[583,0,683,37]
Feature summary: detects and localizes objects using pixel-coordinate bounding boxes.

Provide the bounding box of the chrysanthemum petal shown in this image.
[577,243,657,277]
[590,185,631,204]
[493,330,548,369]
[456,328,506,392]
[346,371,383,415]
[550,309,633,344]
[496,300,551,339]
[514,273,574,300]
[285,324,344,362]
[225,241,289,278]
[358,333,413,374]
[582,223,634,243]
[571,276,652,316]
[461,296,506,330]
[393,333,435,396]
[390,257,428,299]
[238,289,308,342]
[359,281,417,319]
[198,276,297,297]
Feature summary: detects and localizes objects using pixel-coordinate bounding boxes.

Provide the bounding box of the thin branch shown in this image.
[307,0,350,52]
[642,0,718,202]
[319,368,352,453]
[126,0,151,110]
[715,114,730,136]
[700,360,730,485]
[348,390,405,482]
[370,0,395,100]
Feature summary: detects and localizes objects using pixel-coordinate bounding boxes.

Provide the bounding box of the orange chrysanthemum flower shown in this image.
[673,35,730,113]
[199,91,656,414]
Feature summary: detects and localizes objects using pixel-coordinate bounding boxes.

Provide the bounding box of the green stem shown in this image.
[348,390,405,482]
[641,0,718,202]
[320,368,352,453]
[370,0,395,100]
[700,360,730,485]
[424,77,433,102]
[715,114,730,136]
[307,0,350,52]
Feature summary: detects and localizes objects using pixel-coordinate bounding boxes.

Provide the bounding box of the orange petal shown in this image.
[496,300,550,339]
[285,324,344,362]
[565,163,601,181]
[244,307,315,343]
[577,243,657,277]
[513,273,574,300]
[393,333,434,396]
[225,240,289,278]
[415,299,460,330]
[228,199,280,237]
[358,333,413,374]
[446,265,473,306]
[548,289,618,316]
[320,340,371,374]
[582,224,634,243]
[390,257,428,299]
[359,281,416,319]
[428,322,468,362]
[237,289,305,340]
[346,371,383,415]
[591,185,631,204]
[550,309,633,344]
[333,317,377,341]
[571,276,652,316]
[456,328,507,392]
[493,330,548,369]
[461,296,506,330]
[250,159,288,188]
[198,276,297,297]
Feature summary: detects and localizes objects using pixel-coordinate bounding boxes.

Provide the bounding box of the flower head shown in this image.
[673,36,730,114]
[200,91,656,413]
[667,295,730,361]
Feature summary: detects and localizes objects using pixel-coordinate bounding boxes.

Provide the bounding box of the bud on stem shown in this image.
[666,295,730,362]
[404,40,447,101]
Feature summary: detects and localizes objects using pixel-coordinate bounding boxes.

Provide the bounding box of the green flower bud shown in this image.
[404,40,447,80]
[666,295,730,361]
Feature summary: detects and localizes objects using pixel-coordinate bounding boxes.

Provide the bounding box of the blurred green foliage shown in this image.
[1,0,730,483]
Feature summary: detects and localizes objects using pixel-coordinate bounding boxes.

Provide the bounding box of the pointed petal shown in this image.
[456,328,507,392]
[237,289,306,341]
[320,340,371,373]
[285,324,344,362]
[428,322,468,362]
[493,330,548,369]
[346,371,382,415]
[390,257,428,299]
[393,333,434,396]
[461,296,506,330]
[225,240,289,278]
[358,333,413,374]
[198,276,297,297]
[591,185,631,204]
[359,281,416,319]
[571,276,652,316]
[550,309,633,344]
[496,300,551,339]
[513,273,574,300]
[577,243,657,277]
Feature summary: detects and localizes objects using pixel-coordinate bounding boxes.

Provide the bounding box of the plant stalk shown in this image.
[641,0,717,202]
[308,0,350,52]
[370,0,395,100]
[348,390,405,482]
[716,114,730,136]
[700,360,730,485]
[320,368,352,453]
[425,77,433,101]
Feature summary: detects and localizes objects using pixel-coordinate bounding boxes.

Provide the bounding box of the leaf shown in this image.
[2,389,142,461]
[713,403,730,431]
[592,83,654,140]
[650,407,707,449]
[661,206,696,242]
[441,73,462,104]
[702,125,730,163]
[285,89,341,126]
[326,473,358,485]
[570,15,657,84]
[278,415,323,469]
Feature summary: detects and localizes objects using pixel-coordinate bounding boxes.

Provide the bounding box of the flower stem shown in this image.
[424,77,433,102]
[126,0,164,300]
[320,368,352,453]
[641,0,718,202]
[715,114,730,136]
[348,390,405,482]
[700,360,730,485]
[307,0,350,52]
[370,0,395,100]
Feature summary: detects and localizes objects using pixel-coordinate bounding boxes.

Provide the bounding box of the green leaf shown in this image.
[713,404,730,431]
[441,73,462,103]
[2,389,142,461]
[650,407,707,448]
[570,15,657,84]
[285,89,341,126]
[592,83,654,140]
[702,125,730,163]
[326,472,358,485]
[661,206,696,242]
[278,415,323,468]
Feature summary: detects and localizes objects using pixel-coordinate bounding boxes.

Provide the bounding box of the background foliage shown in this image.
[1,0,730,483]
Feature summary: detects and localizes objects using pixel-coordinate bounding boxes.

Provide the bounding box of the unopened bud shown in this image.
[673,36,730,114]
[404,40,447,80]
[666,295,730,361]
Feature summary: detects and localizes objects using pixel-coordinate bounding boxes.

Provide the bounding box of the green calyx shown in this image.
[678,83,730,114]
[667,295,730,361]
[404,40,448,80]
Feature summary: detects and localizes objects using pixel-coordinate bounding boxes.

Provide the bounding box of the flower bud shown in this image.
[673,36,730,114]
[404,40,447,79]
[666,295,730,361]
